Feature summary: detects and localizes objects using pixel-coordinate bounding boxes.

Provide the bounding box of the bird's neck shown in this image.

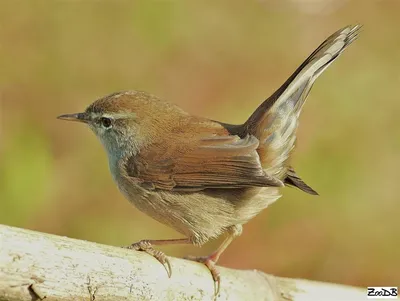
[99,134,138,178]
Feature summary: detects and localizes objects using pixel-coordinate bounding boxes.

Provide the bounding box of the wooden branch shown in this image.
[0,224,365,301]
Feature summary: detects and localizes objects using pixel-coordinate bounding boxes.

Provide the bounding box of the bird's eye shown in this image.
[100,117,112,129]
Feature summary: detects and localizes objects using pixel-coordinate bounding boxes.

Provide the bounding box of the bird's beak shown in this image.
[57,112,89,123]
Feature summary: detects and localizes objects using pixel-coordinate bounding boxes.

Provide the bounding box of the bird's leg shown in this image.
[124,238,191,277]
[185,225,243,296]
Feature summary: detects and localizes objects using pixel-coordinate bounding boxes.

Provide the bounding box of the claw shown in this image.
[165,257,172,278]
[153,249,172,278]
[124,240,172,278]
[185,255,221,297]
[212,269,220,296]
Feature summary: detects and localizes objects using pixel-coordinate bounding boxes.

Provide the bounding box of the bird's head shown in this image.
[58,90,185,158]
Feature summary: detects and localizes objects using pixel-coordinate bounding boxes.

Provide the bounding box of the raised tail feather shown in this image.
[243,25,361,194]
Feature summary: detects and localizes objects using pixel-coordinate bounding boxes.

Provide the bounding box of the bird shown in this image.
[58,25,360,295]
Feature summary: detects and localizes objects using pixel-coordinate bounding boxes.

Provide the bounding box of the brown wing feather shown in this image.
[125,130,283,191]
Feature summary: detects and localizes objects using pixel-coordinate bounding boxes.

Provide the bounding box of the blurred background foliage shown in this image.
[0,0,399,288]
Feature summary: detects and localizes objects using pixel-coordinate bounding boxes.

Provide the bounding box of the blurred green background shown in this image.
[1,0,399,288]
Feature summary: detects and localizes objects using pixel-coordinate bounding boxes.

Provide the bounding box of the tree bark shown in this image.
[0,224,365,301]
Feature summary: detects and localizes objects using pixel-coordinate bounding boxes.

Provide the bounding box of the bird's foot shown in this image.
[124,240,171,277]
[185,254,221,296]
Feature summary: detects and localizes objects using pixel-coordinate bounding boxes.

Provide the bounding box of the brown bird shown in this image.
[58,25,360,294]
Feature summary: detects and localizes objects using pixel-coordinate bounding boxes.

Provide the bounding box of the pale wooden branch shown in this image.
[0,224,365,301]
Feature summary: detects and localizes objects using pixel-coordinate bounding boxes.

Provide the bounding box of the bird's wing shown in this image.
[123,133,283,191]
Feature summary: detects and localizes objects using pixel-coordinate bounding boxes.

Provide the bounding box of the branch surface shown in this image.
[0,224,365,301]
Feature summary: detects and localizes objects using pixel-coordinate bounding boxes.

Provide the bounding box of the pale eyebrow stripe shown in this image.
[91,112,136,119]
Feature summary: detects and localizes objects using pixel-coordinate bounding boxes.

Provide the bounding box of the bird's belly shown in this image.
[115,170,281,245]
[114,178,235,245]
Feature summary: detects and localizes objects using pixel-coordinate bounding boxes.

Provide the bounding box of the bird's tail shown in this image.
[244,25,361,194]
